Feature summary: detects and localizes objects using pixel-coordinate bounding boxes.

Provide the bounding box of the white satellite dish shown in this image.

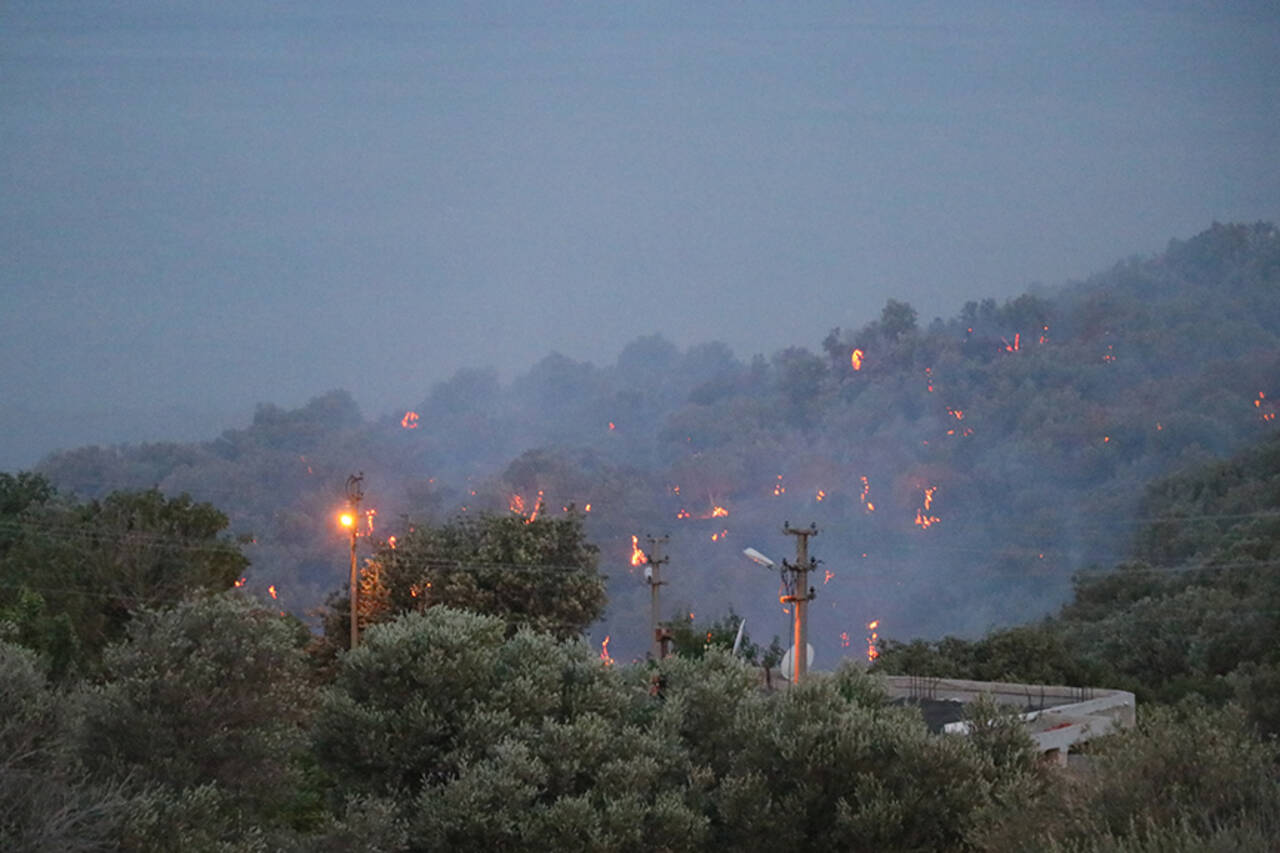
[779,643,815,673]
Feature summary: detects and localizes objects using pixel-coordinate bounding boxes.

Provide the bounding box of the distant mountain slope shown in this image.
[34,222,1280,662]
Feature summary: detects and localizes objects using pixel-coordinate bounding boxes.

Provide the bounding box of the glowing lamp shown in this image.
[339,513,355,528]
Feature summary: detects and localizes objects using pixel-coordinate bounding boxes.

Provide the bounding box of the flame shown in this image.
[526,490,544,523]
[1002,333,1021,352]
[584,503,592,512]
[676,508,691,519]
[401,411,420,429]
[234,577,246,588]
[866,620,880,662]
[1038,324,1049,345]
[388,535,397,550]
[710,529,728,542]
[947,407,964,420]
[773,474,786,496]
[816,489,826,501]
[925,367,934,393]
[364,508,377,535]
[608,421,616,430]
[630,535,648,567]
[1103,345,1116,363]
[914,487,940,530]
[851,348,864,371]
[840,631,850,648]
[859,476,874,512]
[671,485,680,495]
[509,494,526,514]
[267,585,278,600]
[710,505,729,518]
[600,636,613,666]
[823,569,834,584]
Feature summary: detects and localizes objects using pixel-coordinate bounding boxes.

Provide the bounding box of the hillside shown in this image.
[31,222,1280,662]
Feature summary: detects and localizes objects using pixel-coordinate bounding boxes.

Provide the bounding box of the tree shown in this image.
[326,511,605,647]
[0,479,248,678]
[880,298,918,340]
[72,593,314,846]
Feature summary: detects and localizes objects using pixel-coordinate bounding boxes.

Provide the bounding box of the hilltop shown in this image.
[31,222,1280,661]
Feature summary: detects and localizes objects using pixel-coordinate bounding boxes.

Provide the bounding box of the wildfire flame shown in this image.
[609,421,616,430]
[1038,323,1049,345]
[267,585,278,600]
[823,569,834,584]
[851,348,864,371]
[840,631,850,648]
[509,494,526,514]
[773,474,786,496]
[676,508,691,519]
[600,636,613,666]
[914,487,940,530]
[710,529,728,542]
[816,489,826,501]
[401,411,420,429]
[364,508,377,535]
[1103,344,1116,363]
[925,367,934,393]
[234,577,246,588]
[710,505,729,518]
[860,476,874,512]
[630,535,648,567]
[387,536,396,550]
[866,620,880,662]
[1002,333,1021,352]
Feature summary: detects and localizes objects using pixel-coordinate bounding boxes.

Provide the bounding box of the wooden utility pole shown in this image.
[645,535,671,660]
[346,472,364,650]
[781,522,819,684]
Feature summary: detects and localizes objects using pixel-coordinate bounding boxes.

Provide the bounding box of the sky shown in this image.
[3,0,1277,470]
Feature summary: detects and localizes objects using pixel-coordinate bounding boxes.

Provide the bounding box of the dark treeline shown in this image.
[31,221,1280,662]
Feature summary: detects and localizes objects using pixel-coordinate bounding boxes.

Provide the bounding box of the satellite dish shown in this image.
[779,643,815,673]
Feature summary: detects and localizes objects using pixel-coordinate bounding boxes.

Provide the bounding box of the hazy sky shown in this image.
[3,1,1277,469]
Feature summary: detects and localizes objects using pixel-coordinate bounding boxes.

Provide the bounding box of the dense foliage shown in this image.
[875,429,1280,735]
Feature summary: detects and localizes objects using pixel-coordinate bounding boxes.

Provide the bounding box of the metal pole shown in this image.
[782,522,818,684]
[349,522,358,649]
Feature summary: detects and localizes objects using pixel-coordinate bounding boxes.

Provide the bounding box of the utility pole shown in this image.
[644,535,671,660]
[781,522,819,684]
[345,472,364,650]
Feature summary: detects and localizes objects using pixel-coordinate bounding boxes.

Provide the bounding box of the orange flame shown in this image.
[823,569,834,585]
[509,494,526,514]
[1038,324,1049,345]
[816,489,826,502]
[1003,333,1021,352]
[364,508,377,536]
[584,503,592,512]
[710,529,728,542]
[401,411,420,429]
[914,487,939,530]
[1103,344,1116,363]
[630,535,648,567]
[860,475,874,512]
[866,620,880,662]
[773,474,786,496]
[234,577,246,588]
[267,585,278,600]
[925,367,934,393]
[840,631,850,648]
[710,505,729,518]
[608,421,616,430]
[600,635,613,666]
[387,535,397,550]
[851,348,864,371]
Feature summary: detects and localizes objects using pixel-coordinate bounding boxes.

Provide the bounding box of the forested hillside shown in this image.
[31,222,1280,662]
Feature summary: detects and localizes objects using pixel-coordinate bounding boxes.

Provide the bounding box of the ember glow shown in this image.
[925,367,934,393]
[773,475,786,496]
[600,636,613,666]
[1103,344,1116,363]
[840,631,850,648]
[387,535,397,550]
[676,508,691,519]
[267,585,278,600]
[866,620,880,662]
[850,348,864,371]
[1002,333,1021,352]
[400,411,420,429]
[364,508,377,535]
[815,489,826,501]
[630,535,648,567]
[1038,324,1049,345]
[234,577,246,588]
[859,476,875,512]
[823,569,834,584]
[914,486,940,530]
[710,529,728,541]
